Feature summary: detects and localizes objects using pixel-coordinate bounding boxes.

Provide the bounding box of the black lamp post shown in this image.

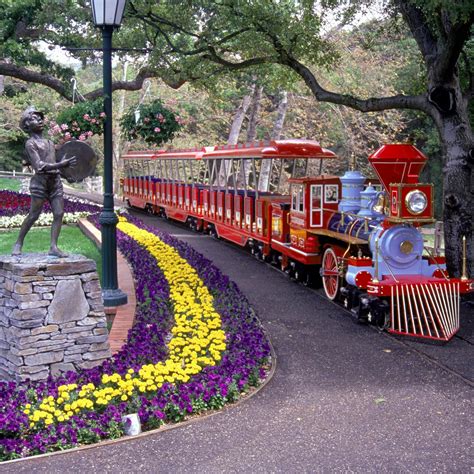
[91,0,127,306]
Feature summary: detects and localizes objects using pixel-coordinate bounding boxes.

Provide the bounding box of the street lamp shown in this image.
[91,0,127,306]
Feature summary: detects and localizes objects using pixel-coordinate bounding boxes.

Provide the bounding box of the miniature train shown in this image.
[121,140,473,341]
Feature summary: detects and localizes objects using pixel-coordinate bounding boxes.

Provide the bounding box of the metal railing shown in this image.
[0,170,33,179]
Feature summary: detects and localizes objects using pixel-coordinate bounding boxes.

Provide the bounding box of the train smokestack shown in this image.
[368,144,428,192]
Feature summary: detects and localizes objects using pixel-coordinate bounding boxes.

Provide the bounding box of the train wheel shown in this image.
[322,247,340,300]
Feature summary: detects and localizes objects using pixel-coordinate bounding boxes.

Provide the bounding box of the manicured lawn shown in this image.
[0,225,102,277]
[0,177,21,192]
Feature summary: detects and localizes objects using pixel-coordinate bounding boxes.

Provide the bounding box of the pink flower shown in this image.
[99,112,106,118]
[87,130,93,136]
[154,127,161,133]
[83,114,90,121]
[144,117,150,123]
[72,121,78,126]
[60,123,69,131]
[64,132,71,138]
[79,134,86,141]
[90,118,96,124]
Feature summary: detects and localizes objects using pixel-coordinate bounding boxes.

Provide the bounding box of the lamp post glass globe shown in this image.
[91,0,127,27]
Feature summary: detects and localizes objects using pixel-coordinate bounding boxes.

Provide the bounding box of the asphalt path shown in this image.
[5,211,473,473]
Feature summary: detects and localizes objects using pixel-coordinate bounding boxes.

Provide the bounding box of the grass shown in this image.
[0,225,102,277]
[0,177,21,192]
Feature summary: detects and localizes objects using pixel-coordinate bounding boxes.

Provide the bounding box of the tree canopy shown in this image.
[0,0,473,276]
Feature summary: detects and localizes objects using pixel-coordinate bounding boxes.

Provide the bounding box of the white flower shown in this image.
[0,212,90,229]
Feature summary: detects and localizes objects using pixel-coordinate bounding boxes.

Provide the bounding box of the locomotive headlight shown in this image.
[405,189,428,215]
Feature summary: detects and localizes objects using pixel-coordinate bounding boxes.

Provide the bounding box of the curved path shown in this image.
[4,212,472,473]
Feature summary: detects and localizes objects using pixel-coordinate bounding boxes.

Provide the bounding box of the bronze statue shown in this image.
[12,107,78,257]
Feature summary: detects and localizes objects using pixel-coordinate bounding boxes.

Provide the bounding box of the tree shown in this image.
[0,1,472,277]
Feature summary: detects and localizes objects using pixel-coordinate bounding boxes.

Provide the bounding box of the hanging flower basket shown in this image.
[48,99,106,142]
[121,100,183,147]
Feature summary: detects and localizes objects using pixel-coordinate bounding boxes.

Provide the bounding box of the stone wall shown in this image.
[0,254,111,381]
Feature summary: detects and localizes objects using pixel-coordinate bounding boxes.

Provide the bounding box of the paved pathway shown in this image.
[77,219,136,354]
[4,213,472,473]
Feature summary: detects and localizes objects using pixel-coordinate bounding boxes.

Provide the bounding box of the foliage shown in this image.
[0,178,20,191]
[121,100,183,147]
[0,137,24,171]
[48,100,106,142]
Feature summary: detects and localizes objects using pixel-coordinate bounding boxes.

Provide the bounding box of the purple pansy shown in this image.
[0,193,271,460]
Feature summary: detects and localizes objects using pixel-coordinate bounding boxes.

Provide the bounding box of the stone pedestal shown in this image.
[0,254,111,381]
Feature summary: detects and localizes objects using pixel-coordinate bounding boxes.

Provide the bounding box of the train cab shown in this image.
[273,176,341,265]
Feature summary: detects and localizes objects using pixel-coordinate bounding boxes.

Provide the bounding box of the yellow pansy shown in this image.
[26,218,226,426]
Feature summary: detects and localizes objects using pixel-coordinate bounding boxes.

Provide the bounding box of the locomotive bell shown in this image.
[358,184,384,218]
[372,193,388,215]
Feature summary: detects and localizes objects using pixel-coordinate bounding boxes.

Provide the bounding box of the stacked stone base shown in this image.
[0,254,111,381]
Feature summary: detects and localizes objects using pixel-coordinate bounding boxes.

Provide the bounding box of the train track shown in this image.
[129,207,474,387]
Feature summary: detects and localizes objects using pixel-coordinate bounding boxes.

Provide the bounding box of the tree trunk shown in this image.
[246,85,263,142]
[0,75,4,95]
[113,61,129,196]
[258,91,288,191]
[228,88,253,145]
[432,82,474,279]
[271,90,288,140]
[219,85,255,187]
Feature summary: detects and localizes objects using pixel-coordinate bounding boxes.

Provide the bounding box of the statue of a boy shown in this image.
[12,107,77,257]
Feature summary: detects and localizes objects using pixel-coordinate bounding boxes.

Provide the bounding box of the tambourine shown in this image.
[56,140,98,183]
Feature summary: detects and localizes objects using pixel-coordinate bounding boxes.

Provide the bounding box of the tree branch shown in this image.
[131,9,251,58]
[284,56,431,114]
[394,0,438,62]
[0,61,161,102]
[258,22,433,116]
[0,61,71,100]
[83,67,159,100]
[202,46,270,69]
[435,9,474,83]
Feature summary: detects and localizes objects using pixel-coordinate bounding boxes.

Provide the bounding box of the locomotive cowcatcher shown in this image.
[121,140,473,342]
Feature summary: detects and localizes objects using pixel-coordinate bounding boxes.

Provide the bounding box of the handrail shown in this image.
[0,170,33,178]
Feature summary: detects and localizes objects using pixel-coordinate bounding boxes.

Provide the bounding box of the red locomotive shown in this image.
[122,140,473,342]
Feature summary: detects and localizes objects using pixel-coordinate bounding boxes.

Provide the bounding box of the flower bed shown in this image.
[0,211,271,460]
[0,212,90,229]
[0,190,100,218]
